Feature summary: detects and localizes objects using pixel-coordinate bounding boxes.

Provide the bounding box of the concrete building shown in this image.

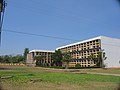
[26,50,54,67]
[27,36,120,68]
[56,36,120,68]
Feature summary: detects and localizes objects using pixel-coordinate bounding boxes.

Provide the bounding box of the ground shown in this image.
[0,65,120,90]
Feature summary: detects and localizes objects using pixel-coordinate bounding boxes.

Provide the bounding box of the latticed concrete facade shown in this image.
[26,50,54,66]
[27,36,120,68]
[56,38,101,67]
[57,36,120,68]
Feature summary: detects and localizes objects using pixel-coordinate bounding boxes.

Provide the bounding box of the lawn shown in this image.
[0,66,120,90]
[81,68,120,74]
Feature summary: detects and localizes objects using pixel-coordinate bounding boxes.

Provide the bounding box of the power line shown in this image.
[26,0,120,27]
[3,29,79,42]
[8,0,117,28]
[3,29,120,47]
[2,1,120,44]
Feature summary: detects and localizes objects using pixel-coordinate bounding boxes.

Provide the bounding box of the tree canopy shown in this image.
[23,48,29,62]
[34,55,45,66]
[0,55,24,63]
[62,53,71,69]
[52,50,62,66]
[88,51,107,68]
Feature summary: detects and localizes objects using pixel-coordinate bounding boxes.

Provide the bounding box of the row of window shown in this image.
[37,59,52,63]
[60,39,100,53]
[35,52,53,55]
[66,49,99,59]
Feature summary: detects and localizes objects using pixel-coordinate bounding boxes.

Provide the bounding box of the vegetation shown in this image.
[34,51,107,69]
[88,53,97,67]
[97,51,107,68]
[23,48,29,63]
[0,67,120,90]
[0,55,24,63]
[62,53,71,69]
[88,51,107,68]
[0,48,29,64]
[52,50,62,66]
[75,63,81,69]
[34,55,46,66]
[0,48,29,63]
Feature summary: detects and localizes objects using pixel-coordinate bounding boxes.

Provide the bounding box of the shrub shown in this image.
[49,66,65,69]
[75,64,81,69]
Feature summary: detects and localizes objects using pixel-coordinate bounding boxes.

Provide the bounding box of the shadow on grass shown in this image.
[0,81,3,90]
[0,68,11,70]
[118,83,120,90]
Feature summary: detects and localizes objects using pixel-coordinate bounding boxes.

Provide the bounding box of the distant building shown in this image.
[27,36,120,68]
[56,36,120,68]
[26,50,54,67]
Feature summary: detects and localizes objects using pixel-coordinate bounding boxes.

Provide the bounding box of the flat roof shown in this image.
[56,36,102,50]
[29,50,54,53]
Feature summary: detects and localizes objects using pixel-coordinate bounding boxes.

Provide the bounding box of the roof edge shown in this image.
[56,36,102,50]
[29,50,54,53]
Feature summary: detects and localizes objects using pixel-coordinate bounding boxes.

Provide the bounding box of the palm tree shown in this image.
[34,55,45,66]
[97,51,107,68]
[62,53,71,69]
[51,50,62,66]
[88,53,97,67]
[23,48,29,63]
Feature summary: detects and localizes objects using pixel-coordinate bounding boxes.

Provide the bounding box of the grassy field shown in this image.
[0,66,120,90]
[81,68,120,74]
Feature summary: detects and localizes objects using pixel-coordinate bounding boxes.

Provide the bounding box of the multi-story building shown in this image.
[56,36,120,68]
[26,50,54,66]
[27,36,120,68]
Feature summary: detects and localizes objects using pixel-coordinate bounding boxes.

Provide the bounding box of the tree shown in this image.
[34,55,45,66]
[88,53,97,67]
[97,51,107,68]
[52,50,62,66]
[13,55,24,63]
[62,53,71,69]
[0,56,3,63]
[23,48,29,63]
[0,54,24,63]
[88,51,107,68]
[3,55,10,63]
[75,63,81,69]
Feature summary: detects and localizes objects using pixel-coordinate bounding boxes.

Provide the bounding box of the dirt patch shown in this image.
[29,79,43,83]
[0,76,13,79]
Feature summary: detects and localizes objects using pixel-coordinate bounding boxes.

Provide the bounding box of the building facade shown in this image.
[56,36,120,68]
[26,50,54,66]
[27,36,120,68]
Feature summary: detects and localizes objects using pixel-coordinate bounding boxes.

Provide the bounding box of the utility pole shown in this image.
[0,0,6,46]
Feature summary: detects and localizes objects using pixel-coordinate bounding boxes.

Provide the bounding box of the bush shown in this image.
[75,64,81,69]
[49,66,65,69]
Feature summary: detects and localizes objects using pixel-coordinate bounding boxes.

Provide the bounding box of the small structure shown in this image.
[26,50,54,67]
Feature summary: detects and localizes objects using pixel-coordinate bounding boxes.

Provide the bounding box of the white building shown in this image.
[100,36,120,68]
[56,36,120,68]
[27,36,120,68]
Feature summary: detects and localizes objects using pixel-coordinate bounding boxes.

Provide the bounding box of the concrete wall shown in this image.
[26,53,36,67]
[101,36,120,68]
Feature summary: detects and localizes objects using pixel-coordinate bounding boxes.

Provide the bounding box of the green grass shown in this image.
[81,68,120,74]
[0,67,120,90]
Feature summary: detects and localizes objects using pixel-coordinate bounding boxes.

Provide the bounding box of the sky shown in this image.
[0,0,120,55]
